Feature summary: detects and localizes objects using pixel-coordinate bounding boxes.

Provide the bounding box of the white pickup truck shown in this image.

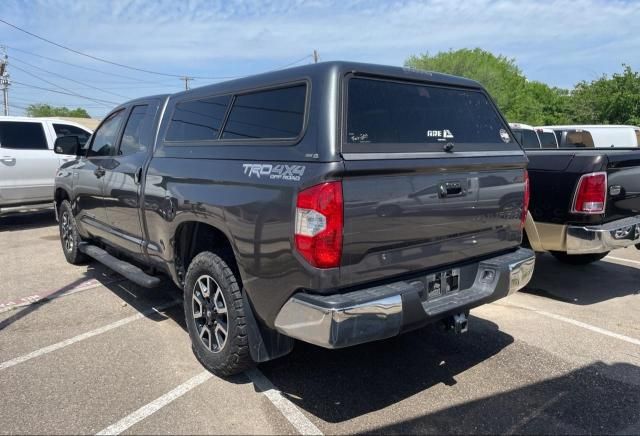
[0,116,92,214]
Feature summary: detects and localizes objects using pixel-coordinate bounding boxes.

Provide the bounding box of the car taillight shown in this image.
[572,172,607,214]
[521,170,530,229]
[295,181,343,268]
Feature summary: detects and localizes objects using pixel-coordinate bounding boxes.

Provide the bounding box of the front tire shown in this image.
[58,200,88,265]
[550,251,609,265]
[184,251,254,376]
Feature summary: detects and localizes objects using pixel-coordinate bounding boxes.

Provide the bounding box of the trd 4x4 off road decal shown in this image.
[242,163,306,181]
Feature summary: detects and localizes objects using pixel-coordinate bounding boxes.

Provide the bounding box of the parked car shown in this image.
[54,62,535,376]
[0,116,92,215]
[524,146,640,264]
[509,123,541,149]
[538,125,640,148]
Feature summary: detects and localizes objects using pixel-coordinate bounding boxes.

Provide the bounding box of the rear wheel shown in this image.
[550,251,609,265]
[58,200,88,265]
[184,251,254,376]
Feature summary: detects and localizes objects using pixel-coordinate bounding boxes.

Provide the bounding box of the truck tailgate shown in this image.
[339,157,526,285]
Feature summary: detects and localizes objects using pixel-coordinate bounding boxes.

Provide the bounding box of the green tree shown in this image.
[26,103,91,118]
[570,65,640,125]
[405,48,571,125]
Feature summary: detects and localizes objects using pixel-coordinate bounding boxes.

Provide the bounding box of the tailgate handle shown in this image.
[439,182,463,198]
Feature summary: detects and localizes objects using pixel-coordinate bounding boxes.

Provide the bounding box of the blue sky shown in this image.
[1,0,639,118]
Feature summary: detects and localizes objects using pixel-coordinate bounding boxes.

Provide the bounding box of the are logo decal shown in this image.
[427,130,454,142]
[242,163,306,181]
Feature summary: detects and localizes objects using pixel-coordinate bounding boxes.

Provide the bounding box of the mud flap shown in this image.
[242,290,295,363]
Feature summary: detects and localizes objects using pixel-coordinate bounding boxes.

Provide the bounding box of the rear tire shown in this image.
[184,251,254,376]
[58,200,88,265]
[550,251,609,265]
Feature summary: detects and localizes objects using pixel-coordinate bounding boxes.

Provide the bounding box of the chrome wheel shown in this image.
[192,275,228,353]
[61,211,74,253]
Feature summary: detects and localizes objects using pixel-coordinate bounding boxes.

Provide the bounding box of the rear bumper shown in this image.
[274,247,535,349]
[566,215,640,254]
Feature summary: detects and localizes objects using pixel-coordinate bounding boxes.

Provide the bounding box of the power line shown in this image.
[11,80,119,106]
[9,96,107,108]
[0,18,237,80]
[4,45,175,85]
[10,56,132,100]
[10,64,118,106]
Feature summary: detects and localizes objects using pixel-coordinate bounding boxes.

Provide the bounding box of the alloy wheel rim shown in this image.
[61,211,73,253]
[192,274,228,353]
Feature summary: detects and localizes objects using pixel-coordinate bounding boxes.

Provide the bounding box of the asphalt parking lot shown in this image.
[1,210,640,435]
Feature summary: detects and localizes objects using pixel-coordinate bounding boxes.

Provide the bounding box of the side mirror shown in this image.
[54,135,81,155]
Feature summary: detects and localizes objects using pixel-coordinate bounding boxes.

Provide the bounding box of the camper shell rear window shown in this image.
[343,76,515,154]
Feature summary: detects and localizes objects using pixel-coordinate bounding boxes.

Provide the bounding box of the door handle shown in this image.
[134,167,143,185]
[1,156,16,165]
[94,167,106,178]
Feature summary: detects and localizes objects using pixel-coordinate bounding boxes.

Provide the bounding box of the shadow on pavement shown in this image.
[0,265,184,332]
[522,253,640,305]
[259,316,514,423]
[368,361,640,434]
[0,209,56,232]
[0,264,115,331]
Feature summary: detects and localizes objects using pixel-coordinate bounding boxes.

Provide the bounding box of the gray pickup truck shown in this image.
[53,62,535,375]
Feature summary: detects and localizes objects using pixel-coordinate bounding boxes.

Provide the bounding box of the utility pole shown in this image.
[0,46,9,116]
[313,49,319,64]
[181,76,193,90]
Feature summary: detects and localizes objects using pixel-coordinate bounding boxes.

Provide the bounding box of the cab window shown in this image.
[88,110,126,157]
[511,129,541,149]
[562,130,594,148]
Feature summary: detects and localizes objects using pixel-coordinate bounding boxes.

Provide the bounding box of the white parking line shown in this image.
[96,370,213,435]
[95,367,322,436]
[605,256,640,267]
[506,391,566,435]
[0,278,123,314]
[246,368,323,435]
[506,303,640,346]
[0,300,179,371]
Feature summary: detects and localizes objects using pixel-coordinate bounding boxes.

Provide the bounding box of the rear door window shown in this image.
[0,121,48,150]
[119,105,153,156]
[345,77,515,153]
[221,85,306,140]
[166,95,231,141]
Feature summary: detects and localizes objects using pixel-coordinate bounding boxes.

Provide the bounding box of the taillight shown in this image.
[571,172,607,214]
[521,170,530,229]
[295,181,343,268]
